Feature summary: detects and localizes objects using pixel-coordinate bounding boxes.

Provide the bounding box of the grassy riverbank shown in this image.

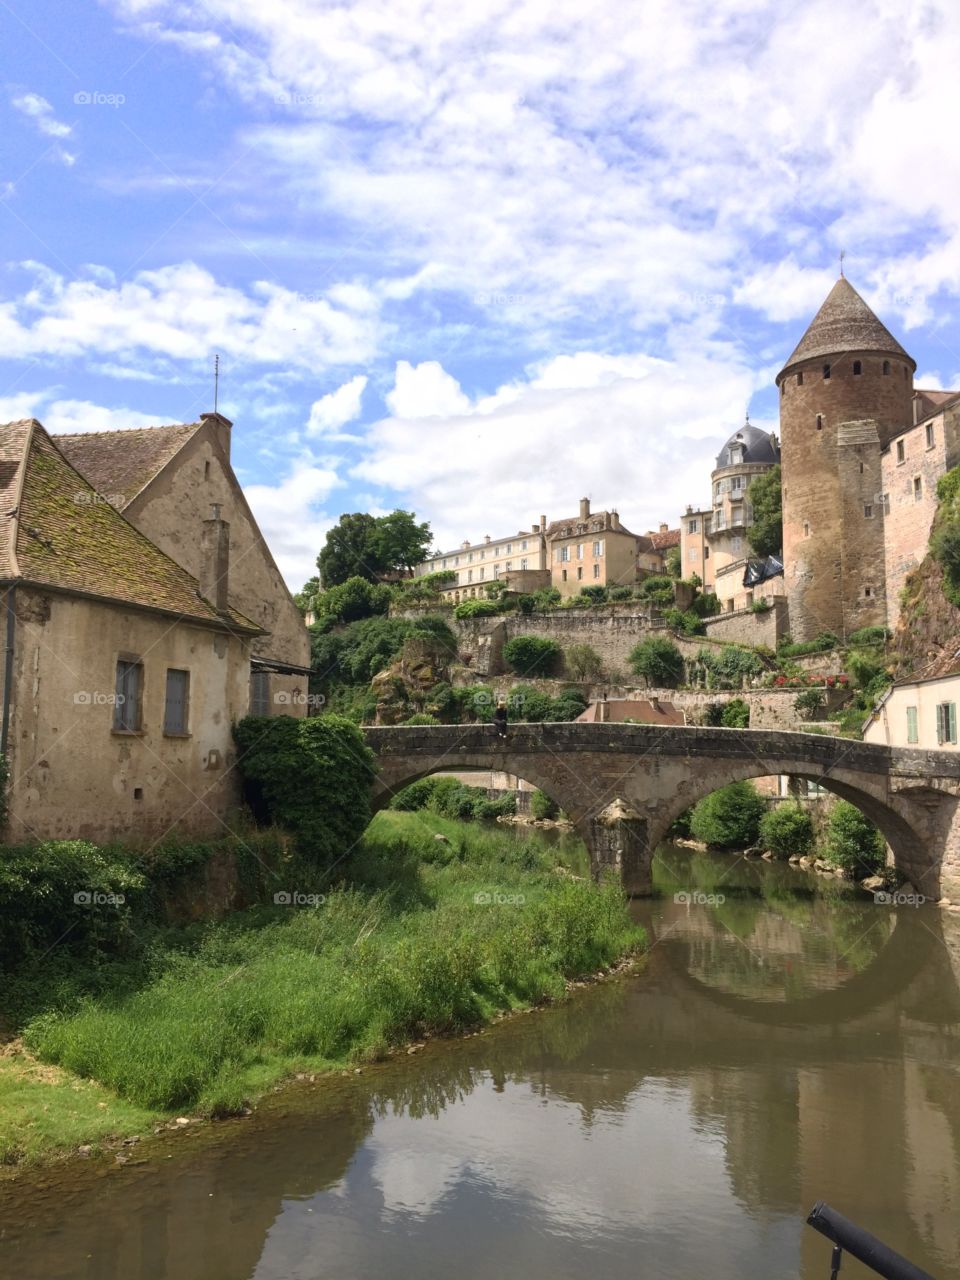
[1,814,644,1168]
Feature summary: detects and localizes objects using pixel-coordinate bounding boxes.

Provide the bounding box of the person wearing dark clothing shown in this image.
[494,699,508,740]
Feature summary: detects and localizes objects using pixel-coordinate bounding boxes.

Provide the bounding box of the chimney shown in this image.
[200,411,233,462]
[579,497,590,520]
[659,522,668,534]
[200,503,230,612]
[540,514,547,533]
[532,523,540,533]
[484,534,492,544]
[610,509,620,530]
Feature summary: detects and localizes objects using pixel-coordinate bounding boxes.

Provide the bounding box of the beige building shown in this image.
[414,518,549,602]
[547,499,640,597]
[864,671,960,749]
[57,412,312,714]
[0,419,263,845]
[637,524,681,576]
[680,421,782,612]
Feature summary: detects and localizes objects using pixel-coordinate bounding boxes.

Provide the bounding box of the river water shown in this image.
[2,843,959,1280]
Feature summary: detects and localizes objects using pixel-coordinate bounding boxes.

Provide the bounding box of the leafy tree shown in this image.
[690,591,721,618]
[531,789,559,820]
[316,576,393,623]
[746,464,782,558]
[318,510,432,586]
[566,643,604,680]
[759,804,814,858]
[295,575,321,613]
[664,545,682,578]
[503,635,563,677]
[579,585,607,603]
[370,509,433,576]
[533,586,562,609]
[720,697,750,728]
[628,637,684,687]
[794,688,826,720]
[689,781,765,849]
[403,712,439,725]
[637,574,676,606]
[822,800,886,876]
[696,644,763,688]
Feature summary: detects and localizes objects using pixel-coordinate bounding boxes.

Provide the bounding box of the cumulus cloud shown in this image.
[306,374,368,435]
[242,459,342,585]
[385,361,470,418]
[0,390,161,433]
[0,261,382,370]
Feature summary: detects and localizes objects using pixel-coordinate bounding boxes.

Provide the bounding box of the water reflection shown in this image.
[2,845,959,1280]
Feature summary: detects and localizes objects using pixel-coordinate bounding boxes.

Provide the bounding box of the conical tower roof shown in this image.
[777,276,915,381]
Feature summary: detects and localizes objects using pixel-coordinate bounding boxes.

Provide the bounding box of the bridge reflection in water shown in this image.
[2,848,959,1280]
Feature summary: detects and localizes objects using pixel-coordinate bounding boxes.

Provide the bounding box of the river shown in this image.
[1,842,959,1280]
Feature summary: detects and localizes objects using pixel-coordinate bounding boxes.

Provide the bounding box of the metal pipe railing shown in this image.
[807,1201,937,1280]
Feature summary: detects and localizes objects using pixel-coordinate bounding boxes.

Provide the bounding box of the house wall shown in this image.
[551,528,638,596]
[882,404,960,628]
[4,587,251,844]
[418,525,548,596]
[679,508,712,588]
[123,419,310,713]
[864,675,960,750]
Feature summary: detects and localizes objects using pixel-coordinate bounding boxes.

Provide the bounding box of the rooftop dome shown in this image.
[714,422,780,470]
[777,276,915,381]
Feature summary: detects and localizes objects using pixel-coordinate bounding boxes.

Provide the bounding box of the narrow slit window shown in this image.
[852,360,862,375]
[882,360,890,376]
[823,363,831,380]
[816,414,823,431]
[797,371,803,386]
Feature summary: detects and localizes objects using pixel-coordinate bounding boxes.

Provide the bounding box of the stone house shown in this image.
[547,498,640,597]
[637,524,681,576]
[55,412,311,714]
[413,517,549,602]
[864,669,960,750]
[0,419,263,844]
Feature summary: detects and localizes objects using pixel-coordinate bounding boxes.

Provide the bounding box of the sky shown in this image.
[2,0,960,590]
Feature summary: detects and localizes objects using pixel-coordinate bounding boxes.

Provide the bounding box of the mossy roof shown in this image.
[55,422,202,507]
[0,419,260,632]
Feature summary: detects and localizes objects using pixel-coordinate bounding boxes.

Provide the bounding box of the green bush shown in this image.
[696,644,763,688]
[391,777,441,810]
[794,688,826,720]
[503,635,563,677]
[515,594,535,615]
[607,585,634,602]
[403,713,439,725]
[233,714,374,865]
[532,587,562,609]
[720,698,750,728]
[689,781,765,849]
[637,574,675,606]
[664,607,705,636]
[846,626,890,647]
[315,576,393,624]
[628,637,684,687]
[579,585,607,604]
[777,631,839,659]
[565,642,604,680]
[822,800,886,877]
[690,591,721,619]
[454,598,500,619]
[530,789,559,820]
[506,686,587,723]
[759,804,815,858]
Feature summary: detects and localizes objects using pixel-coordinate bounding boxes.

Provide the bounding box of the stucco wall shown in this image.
[864,675,960,750]
[124,421,310,675]
[4,587,250,844]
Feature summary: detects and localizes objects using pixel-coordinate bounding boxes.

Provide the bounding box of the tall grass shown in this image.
[23,814,644,1116]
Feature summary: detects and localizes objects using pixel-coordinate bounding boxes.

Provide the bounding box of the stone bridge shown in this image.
[363,723,960,898]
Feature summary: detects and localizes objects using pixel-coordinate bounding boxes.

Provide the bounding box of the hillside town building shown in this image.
[413,519,550,601]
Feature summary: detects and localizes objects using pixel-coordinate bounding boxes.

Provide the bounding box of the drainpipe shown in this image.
[1,584,15,759]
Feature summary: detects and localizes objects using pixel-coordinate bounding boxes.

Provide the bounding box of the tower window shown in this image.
[904,366,909,381]
[896,440,905,464]
[914,476,922,502]
[864,504,873,518]
[816,415,823,431]
[926,423,935,449]
[852,360,862,375]
[882,360,890,376]
[864,586,872,598]
[803,522,810,537]
[797,371,803,386]
[823,363,831,380]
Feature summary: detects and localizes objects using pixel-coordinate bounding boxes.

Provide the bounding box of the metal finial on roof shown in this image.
[214,353,220,415]
[745,409,750,425]
[840,248,845,278]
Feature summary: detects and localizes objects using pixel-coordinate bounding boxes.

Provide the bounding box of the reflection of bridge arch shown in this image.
[364,724,960,897]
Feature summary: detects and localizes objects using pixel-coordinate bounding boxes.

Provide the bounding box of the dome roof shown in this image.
[777,276,915,380]
[714,422,780,470]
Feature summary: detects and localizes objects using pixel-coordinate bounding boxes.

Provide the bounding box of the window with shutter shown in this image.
[906,706,918,744]
[164,669,190,735]
[950,703,958,745]
[250,670,271,716]
[114,659,142,732]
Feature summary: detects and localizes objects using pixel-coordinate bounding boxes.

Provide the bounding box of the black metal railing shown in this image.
[807,1201,936,1280]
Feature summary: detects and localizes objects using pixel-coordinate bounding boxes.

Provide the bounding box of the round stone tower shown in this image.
[776,276,916,641]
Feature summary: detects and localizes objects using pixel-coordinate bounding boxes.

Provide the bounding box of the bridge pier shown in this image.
[587,798,653,897]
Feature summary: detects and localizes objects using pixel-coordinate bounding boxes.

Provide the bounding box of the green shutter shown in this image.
[950,703,957,745]
[906,706,918,744]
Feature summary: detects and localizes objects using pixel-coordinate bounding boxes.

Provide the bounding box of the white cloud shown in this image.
[385,361,470,419]
[355,349,761,553]
[0,261,382,371]
[0,389,163,433]
[306,374,368,435]
[243,459,342,586]
[11,92,72,138]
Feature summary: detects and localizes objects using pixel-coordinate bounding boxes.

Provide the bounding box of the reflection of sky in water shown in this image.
[255,1075,796,1280]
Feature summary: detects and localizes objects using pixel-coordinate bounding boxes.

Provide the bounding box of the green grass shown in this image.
[11,814,643,1137]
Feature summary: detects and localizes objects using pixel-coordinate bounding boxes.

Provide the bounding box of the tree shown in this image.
[759,804,815,858]
[628,637,684,687]
[371,509,432,576]
[822,800,886,877]
[318,510,433,586]
[664,545,682,578]
[530,789,559,820]
[689,781,765,849]
[503,635,563,677]
[746,464,782,558]
[316,576,393,624]
[295,575,321,614]
[566,643,604,680]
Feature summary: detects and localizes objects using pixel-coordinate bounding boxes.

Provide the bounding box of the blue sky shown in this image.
[2,0,960,588]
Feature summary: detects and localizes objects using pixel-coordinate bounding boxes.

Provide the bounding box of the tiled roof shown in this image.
[545,512,637,539]
[647,528,680,551]
[55,422,202,508]
[0,419,260,632]
[779,277,915,378]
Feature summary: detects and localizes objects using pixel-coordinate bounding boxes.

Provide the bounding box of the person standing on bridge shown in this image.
[494,697,508,741]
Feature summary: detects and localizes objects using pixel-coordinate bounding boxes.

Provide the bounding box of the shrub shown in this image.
[628,637,684,687]
[315,576,393,624]
[777,631,839,659]
[759,804,815,858]
[403,713,439,725]
[822,800,886,877]
[696,644,763,688]
[664,607,705,636]
[566,642,604,680]
[530,789,559,820]
[391,777,441,810]
[515,594,536,615]
[720,698,750,728]
[637,574,675,606]
[607,585,634,602]
[750,599,772,614]
[846,625,890,647]
[794,688,826,720]
[503,635,563,677]
[689,781,765,849]
[454,598,500,619]
[234,714,374,865]
[533,587,561,609]
[690,591,721,619]
[579,585,607,604]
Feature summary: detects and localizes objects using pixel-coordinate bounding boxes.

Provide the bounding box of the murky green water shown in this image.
[2,843,959,1280]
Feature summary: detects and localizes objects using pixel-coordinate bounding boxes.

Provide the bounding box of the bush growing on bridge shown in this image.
[689,781,765,849]
[759,804,815,859]
[530,789,559,820]
[503,635,563,677]
[822,800,886,877]
[234,714,374,865]
[628,637,684,687]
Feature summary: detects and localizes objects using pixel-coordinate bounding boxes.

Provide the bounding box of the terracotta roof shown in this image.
[647,528,680,551]
[55,422,202,508]
[0,419,260,632]
[778,277,915,380]
[576,698,685,726]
